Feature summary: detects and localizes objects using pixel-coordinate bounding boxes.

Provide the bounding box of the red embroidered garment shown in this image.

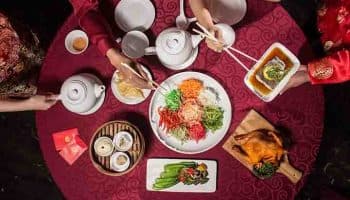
[69,0,116,55]
[308,0,350,84]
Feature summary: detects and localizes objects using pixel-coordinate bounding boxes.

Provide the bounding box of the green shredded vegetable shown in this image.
[165,89,181,111]
[169,126,189,144]
[202,106,224,132]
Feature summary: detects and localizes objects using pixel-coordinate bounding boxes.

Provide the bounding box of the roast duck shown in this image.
[233,129,284,169]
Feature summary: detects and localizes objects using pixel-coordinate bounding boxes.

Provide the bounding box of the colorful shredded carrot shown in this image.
[158,107,181,131]
[178,79,203,99]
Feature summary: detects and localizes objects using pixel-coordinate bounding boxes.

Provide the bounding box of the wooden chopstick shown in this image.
[194,24,258,63]
[227,47,258,63]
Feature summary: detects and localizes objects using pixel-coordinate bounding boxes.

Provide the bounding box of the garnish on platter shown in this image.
[223,110,303,184]
[152,161,209,190]
[157,78,224,144]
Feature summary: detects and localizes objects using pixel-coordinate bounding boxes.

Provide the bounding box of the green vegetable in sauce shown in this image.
[202,106,224,132]
[165,89,182,111]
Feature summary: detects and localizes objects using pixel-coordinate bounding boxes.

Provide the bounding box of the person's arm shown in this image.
[307,49,350,84]
[189,0,224,52]
[69,0,116,56]
[0,95,58,112]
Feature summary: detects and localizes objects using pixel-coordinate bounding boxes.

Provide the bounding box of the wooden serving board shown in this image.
[89,120,145,176]
[222,110,302,184]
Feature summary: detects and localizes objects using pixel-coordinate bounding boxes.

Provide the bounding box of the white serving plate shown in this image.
[146,158,217,193]
[111,65,152,105]
[114,0,155,32]
[244,42,300,102]
[149,72,232,154]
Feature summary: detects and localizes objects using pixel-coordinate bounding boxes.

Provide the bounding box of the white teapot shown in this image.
[145,27,203,70]
[60,73,105,114]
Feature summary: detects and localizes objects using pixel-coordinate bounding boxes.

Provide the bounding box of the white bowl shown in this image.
[113,131,133,152]
[244,42,301,102]
[215,23,235,47]
[65,30,89,54]
[110,152,131,172]
[93,137,114,157]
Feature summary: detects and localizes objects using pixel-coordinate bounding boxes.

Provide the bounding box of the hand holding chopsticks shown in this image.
[194,22,258,72]
[120,63,168,93]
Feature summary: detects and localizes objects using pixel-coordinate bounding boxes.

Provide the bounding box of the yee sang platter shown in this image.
[149,72,232,154]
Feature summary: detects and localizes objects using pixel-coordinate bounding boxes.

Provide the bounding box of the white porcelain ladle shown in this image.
[175,0,196,30]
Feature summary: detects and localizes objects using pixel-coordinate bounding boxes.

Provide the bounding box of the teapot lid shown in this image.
[159,29,186,55]
[65,80,87,105]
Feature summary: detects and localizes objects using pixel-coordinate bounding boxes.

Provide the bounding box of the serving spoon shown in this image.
[175,0,197,30]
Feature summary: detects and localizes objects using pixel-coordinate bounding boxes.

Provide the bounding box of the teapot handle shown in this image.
[144,46,157,56]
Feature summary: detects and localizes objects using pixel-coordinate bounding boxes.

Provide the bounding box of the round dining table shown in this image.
[36,0,324,199]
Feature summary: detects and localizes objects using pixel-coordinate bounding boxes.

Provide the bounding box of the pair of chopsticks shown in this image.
[193,22,258,72]
[120,63,168,96]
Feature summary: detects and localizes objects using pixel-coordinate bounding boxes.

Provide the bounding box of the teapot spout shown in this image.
[94,84,106,98]
[191,34,204,48]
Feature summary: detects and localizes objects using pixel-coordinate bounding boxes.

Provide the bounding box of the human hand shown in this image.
[26,94,59,111]
[280,65,310,94]
[106,48,153,89]
[206,26,224,52]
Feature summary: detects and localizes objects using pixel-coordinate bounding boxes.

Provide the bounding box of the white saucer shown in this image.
[79,74,105,115]
[163,47,199,71]
[114,0,155,32]
[111,65,152,105]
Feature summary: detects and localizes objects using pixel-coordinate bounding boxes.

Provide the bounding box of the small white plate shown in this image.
[146,158,217,193]
[110,152,131,172]
[113,131,133,152]
[114,0,155,32]
[64,30,89,54]
[111,65,152,105]
[244,42,300,102]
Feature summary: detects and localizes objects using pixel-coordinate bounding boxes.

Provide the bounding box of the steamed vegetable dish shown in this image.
[248,47,293,96]
[158,79,224,144]
[152,161,209,190]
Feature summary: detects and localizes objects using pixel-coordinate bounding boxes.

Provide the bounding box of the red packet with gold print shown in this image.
[58,136,87,165]
[52,128,79,151]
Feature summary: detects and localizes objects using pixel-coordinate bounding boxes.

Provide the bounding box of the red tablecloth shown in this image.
[36,1,324,199]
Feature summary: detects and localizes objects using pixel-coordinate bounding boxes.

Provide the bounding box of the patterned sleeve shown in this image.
[308,49,350,84]
[69,0,116,55]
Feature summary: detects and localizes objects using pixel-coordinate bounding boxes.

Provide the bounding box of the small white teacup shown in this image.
[65,30,89,54]
[116,30,149,59]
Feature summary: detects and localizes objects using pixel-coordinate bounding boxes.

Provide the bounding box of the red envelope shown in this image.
[52,128,79,151]
[59,135,87,165]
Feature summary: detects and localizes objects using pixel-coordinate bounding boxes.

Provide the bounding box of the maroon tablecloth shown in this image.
[36,1,324,199]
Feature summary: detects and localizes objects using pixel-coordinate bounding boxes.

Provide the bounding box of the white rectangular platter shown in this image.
[146,158,217,193]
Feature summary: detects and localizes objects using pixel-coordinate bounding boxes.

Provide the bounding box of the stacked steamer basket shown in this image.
[89,121,145,176]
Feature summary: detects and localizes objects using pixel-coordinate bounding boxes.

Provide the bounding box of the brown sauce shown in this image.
[248,47,293,96]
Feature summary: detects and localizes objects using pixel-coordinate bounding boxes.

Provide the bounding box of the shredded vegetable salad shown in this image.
[157,78,225,144]
[179,79,203,99]
[165,89,181,111]
[158,108,181,131]
[202,106,224,132]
